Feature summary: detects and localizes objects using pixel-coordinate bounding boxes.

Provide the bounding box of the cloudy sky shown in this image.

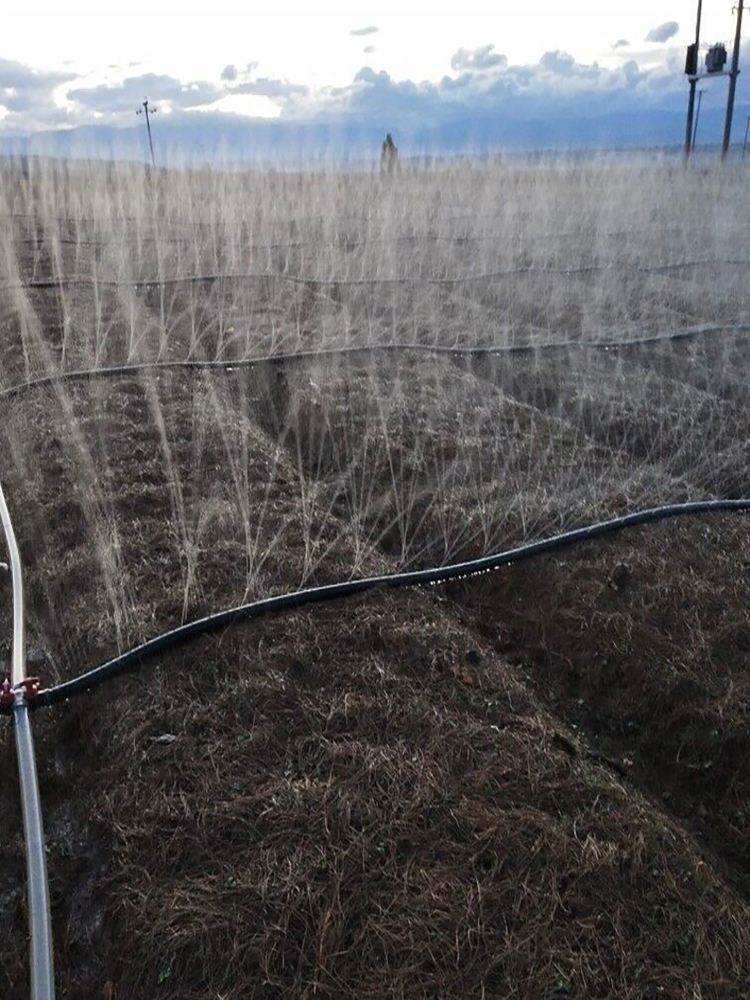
[1,1,748,148]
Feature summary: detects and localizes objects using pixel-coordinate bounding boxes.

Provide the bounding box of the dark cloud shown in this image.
[279,46,682,130]
[228,62,259,80]
[539,50,576,75]
[350,26,379,37]
[1,39,708,150]
[451,45,507,72]
[621,60,641,83]
[0,58,78,113]
[612,39,630,50]
[538,50,600,80]
[645,22,679,43]
[67,73,222,114]
[345,67,439,118]
[222,63,307,100]
[0,57,80,132]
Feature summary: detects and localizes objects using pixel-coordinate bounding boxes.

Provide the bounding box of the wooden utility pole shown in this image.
[722,1,745,160]
[685,0,703,160]
[137,98,158,168]
[692,88,706,150]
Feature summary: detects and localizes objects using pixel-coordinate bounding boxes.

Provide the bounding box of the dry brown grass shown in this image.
[4,587,750,998]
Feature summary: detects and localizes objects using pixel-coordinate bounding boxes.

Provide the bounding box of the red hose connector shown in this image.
[0,677,14,708]
[17,677,41,702]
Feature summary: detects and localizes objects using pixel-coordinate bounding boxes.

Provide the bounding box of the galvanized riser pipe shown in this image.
[13,693,55,1000]
[1,480,55,1000]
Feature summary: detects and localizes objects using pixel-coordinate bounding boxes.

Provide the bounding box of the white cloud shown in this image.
[67,73,223,116]
[0,58,78,113]
[350,26,379,37]
[1,35,717,147]
[223,63,307,100]
[275,44,684,129]
[451,45,508,73]
[230,77,308,99]
[0,57,82,131]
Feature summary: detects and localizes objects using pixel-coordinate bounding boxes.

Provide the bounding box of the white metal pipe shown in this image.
[13,694,55,1000]
[1,479,55,999]
[0,478,26,687]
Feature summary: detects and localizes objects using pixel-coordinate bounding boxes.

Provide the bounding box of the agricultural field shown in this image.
[0,157,749,998]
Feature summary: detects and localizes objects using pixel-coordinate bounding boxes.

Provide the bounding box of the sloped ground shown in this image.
[449,517,750,895]
[0,162,749,998]
[1,356,748,998]
[2,564,750,998]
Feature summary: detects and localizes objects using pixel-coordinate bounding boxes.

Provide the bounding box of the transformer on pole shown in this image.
[684,1,745,162]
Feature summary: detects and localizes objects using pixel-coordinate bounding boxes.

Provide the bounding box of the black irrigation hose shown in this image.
[14,224,750,250]
[14,499,747,714]
[3,258,749,293]
[0,213,710,235]
[3,208,748,241]
[1,322,748,406]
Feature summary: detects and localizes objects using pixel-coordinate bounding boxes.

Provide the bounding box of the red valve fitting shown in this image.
[0,677,13,708]
[17,677,41,701]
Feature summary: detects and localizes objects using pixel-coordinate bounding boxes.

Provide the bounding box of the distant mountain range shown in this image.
[1,106,747,164]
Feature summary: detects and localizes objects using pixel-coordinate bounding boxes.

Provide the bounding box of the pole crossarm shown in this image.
[687,70,734,82]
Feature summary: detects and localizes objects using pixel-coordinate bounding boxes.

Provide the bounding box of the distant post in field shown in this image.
[380,133,399,177]
[137,98,158,169]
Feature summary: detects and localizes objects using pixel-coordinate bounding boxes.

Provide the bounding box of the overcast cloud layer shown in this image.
[1,34,749,156]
